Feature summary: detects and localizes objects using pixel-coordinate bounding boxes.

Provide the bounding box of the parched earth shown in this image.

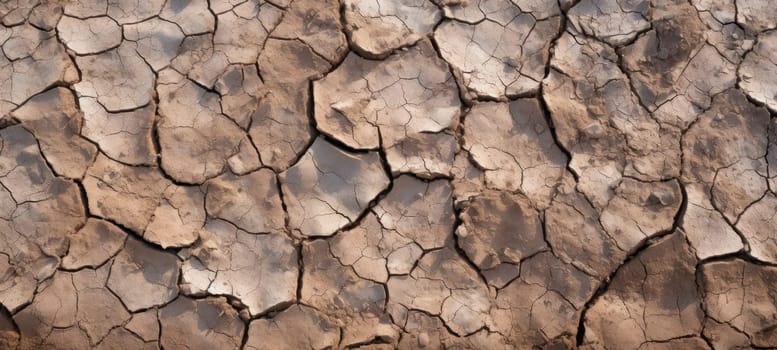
[0,0,776,349]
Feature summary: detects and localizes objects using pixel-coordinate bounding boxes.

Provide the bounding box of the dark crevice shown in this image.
[295,242,304,303]
[0,116,20,129]
[450,200,492,290]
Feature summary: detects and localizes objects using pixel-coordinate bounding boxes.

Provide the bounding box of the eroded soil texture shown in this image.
[1,0,776,349]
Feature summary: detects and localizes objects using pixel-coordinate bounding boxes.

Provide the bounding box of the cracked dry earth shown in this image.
[1,0,777,349]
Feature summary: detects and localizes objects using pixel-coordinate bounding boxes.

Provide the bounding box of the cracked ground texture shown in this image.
[0,0,776,349]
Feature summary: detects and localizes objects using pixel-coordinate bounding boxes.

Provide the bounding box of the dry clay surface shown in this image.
[0,0,776,349]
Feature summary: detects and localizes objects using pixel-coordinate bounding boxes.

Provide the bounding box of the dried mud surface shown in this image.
[1,0,776,349]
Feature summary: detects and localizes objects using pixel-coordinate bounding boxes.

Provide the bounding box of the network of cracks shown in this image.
[0,0,776,349]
